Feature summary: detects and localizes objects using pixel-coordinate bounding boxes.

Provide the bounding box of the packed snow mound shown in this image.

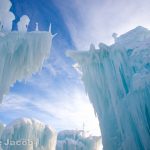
[67,26,150,150]
[56,130,101,150]
[0,118,57,150]
[0,31,53,102]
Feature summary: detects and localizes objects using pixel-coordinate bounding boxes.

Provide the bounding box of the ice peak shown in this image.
[115,26,150,49]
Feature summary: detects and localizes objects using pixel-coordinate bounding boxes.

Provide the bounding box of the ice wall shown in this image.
[56,130,100,150]
[0,31,53,102]
[68,26,150,150]
[0,118,57,150]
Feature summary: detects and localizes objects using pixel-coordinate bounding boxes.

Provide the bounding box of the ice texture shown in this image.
[56,130,100,150]
[0,118,57,150]
[0,31,53,102]
[67,26,150,150]
[0,122,4,137]
[0,0,15,31]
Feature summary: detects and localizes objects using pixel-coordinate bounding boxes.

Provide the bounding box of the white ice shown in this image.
[56,130,101,150]
[0,118,57,150]
[17,15,30,32]
[0,31,53,102]
[0,0,15,31]
[0,0,53,103]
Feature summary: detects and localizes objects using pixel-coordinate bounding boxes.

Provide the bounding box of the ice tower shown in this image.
[0,0,54,102]
[68,26,150,150]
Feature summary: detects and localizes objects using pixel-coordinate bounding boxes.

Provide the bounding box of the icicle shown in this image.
[49,23,57,38]
[49,23,51,33]
[35,22,39,31]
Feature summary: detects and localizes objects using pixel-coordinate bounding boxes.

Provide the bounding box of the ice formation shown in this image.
[0,122,5,137]
[0,0,15,31]
[0,0,54,103]
[0,118,57,150]
[67,26,150,150]
[56,130,100,150]
[0,31,53,102]
[17,15,30,32]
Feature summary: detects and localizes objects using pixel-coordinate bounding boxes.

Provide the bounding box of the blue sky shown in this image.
[0,0,150,136]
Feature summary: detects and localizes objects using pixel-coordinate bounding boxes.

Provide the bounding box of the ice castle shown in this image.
[0,0,54,103]
[68,26,150,150]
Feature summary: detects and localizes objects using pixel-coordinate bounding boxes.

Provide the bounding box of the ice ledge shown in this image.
[67,26,150,93]
[0,31,53,102]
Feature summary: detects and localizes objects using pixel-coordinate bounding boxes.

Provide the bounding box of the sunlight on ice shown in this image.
[68,26,150,150]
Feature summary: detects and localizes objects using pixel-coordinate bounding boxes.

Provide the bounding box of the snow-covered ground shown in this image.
[68,26,150,150]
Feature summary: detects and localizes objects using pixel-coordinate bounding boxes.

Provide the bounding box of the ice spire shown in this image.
[49,23,57,38]
[17,15,30,32]
[35,22,39,31]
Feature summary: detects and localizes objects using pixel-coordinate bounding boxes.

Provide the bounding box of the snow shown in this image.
[0,118,57,150]
[67,26,150,150]
[0,31,53,102]
[56,130,101,150]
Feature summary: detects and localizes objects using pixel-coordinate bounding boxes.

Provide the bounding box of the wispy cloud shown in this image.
[54,0,150,49]
[0,85,100,136]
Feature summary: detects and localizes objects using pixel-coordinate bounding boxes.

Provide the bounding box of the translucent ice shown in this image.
[68,26,150,150]
[0,122,4,137]
[1,118,57,150]
[56,130,100,150]
[0,31,53,102]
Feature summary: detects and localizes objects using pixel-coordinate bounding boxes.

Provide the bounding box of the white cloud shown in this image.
[0,87,100,136]
[54,0,150,49]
